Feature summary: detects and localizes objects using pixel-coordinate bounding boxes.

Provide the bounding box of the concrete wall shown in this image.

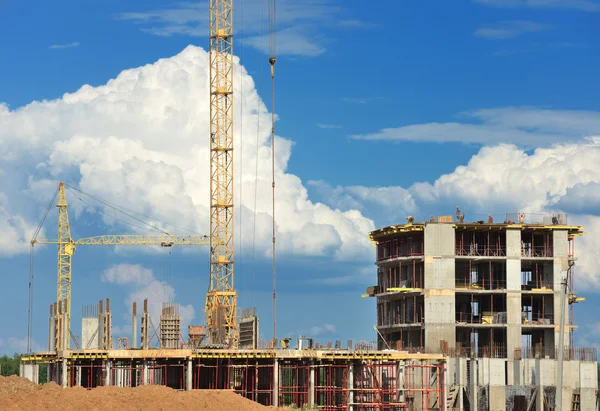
[447,357,598,410]
[446,357,468,387]
[19,363,39,384]
[424,257,455,289]
[506,229,521,258]
[552,229,569,290]
[579,362,597,411]
[82,317,100,349]
[423,224,456,353]
[424,224,455,257]
[538,359,557,387]
[489,385,507,410]
[488,358,506,386]
[553,230,569,259]
[506,259,521,291]
[506,326,521,361]
[424,290,455,352]
[552,230,570,349]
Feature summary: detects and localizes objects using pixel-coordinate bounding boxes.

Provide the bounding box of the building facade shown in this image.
[367,215,598,410]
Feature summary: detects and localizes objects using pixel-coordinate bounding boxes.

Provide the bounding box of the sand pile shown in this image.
[0,376,298,411]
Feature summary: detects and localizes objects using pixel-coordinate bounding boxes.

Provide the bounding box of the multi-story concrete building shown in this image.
[367,213,598,410]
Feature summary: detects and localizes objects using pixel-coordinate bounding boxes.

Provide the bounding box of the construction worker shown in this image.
[456,206,465,223]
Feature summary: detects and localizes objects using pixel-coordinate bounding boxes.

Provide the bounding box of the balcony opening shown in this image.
[455,294,507,324]
[378,329,424,351]
[377,233,424,261]
[455,328,507,358]
[521,230,553,258]
[456,260,506,290]
[455,229,506,257]
[521,294,554,325]
[521,261,553,290]
[519,331,555,359]
[378,260,424,292]
[377,296,425,328]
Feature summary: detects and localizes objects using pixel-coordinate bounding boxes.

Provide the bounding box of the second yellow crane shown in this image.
[31,182,210,349]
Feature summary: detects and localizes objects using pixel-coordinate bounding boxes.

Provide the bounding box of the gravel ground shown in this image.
[0,375,299,411]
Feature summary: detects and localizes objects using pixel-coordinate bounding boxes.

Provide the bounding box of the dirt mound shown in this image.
[0,376,297,410]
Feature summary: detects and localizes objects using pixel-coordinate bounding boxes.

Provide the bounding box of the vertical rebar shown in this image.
[132,302,137,349]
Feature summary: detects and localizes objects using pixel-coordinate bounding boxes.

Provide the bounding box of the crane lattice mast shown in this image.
[206,0,238,346]
[56,182,74,349]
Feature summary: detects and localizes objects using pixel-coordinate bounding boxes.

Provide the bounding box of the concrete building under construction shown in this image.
[21,296,448,410]
[366,212,598,410]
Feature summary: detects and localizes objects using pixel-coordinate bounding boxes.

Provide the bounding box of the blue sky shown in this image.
[1,0,600,354]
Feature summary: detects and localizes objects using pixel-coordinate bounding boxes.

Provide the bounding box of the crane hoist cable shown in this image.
[66,188,162,233]
[268,0,277,344]
[64,183,201,235]
[28,184,60,353]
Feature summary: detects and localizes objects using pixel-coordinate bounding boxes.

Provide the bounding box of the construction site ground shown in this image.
[0,375,301,411]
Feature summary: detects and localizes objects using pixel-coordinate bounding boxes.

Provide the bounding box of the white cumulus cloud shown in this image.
[315,139,600,289]
[0,45,374,263]
[101,263,196,331]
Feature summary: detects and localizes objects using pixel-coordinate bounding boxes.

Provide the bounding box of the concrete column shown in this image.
[505,229,521,258]
[423,224,456,352]
[143,360,149,385]
[347,362,354,410]
[186,359,192,391]
[579,361,597,410]
[513,359,521,386]
[469,360,478,411]
[76,365,82,387]
[488,359,507,410]
[61,359,68,388]
[309,362,315,408]
[104,361,112,386]
[553,230,570,352]
[273,359,279,407]
[506,230,523,363]
[535,358,543,411]
[48,315,53,351]
[456,359,465,410]
[506,292,522,360]
[132,302,137,349]
[47,362,51,384]
[54,361,60,384]
[554,263,570,350]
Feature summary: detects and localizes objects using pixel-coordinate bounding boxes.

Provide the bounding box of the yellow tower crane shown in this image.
[31,182,210,350]
[206,0,238,346]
